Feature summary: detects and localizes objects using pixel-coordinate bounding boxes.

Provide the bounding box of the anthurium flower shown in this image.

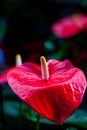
[0,54,22,84]
[51,13,87,38]
[5,56,87,124]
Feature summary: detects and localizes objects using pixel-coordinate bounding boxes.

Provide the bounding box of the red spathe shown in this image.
[0,66,15,84]
[51,13,87,38]
[7,59,87,124]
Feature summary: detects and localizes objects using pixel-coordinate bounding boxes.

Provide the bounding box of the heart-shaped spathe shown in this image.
[7,59,87,124]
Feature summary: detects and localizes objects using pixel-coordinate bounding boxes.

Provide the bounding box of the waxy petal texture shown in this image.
[51,13,87,38]
[7,59,86,124]
[0,66,15,84]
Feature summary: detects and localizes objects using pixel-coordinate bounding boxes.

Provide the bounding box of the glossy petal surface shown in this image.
[0,66,15,84]
[7,60,87,124]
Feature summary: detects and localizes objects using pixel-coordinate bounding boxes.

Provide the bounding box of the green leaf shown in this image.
[66,127,79,130]
[82,0,87,6]
[63,109,87,129]
[3,100,20,117]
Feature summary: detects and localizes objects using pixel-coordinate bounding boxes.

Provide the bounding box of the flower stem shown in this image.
[40,56,49,81]
[36,114,40,130]
[19,101,23,130]
[0,84,5,130]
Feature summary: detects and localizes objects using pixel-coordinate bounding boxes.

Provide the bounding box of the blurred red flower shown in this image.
[51,13,87,38]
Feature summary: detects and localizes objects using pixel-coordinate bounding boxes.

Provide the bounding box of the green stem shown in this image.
[36,114,40,130]
[0,84,5,130]
[19,101,23,130]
